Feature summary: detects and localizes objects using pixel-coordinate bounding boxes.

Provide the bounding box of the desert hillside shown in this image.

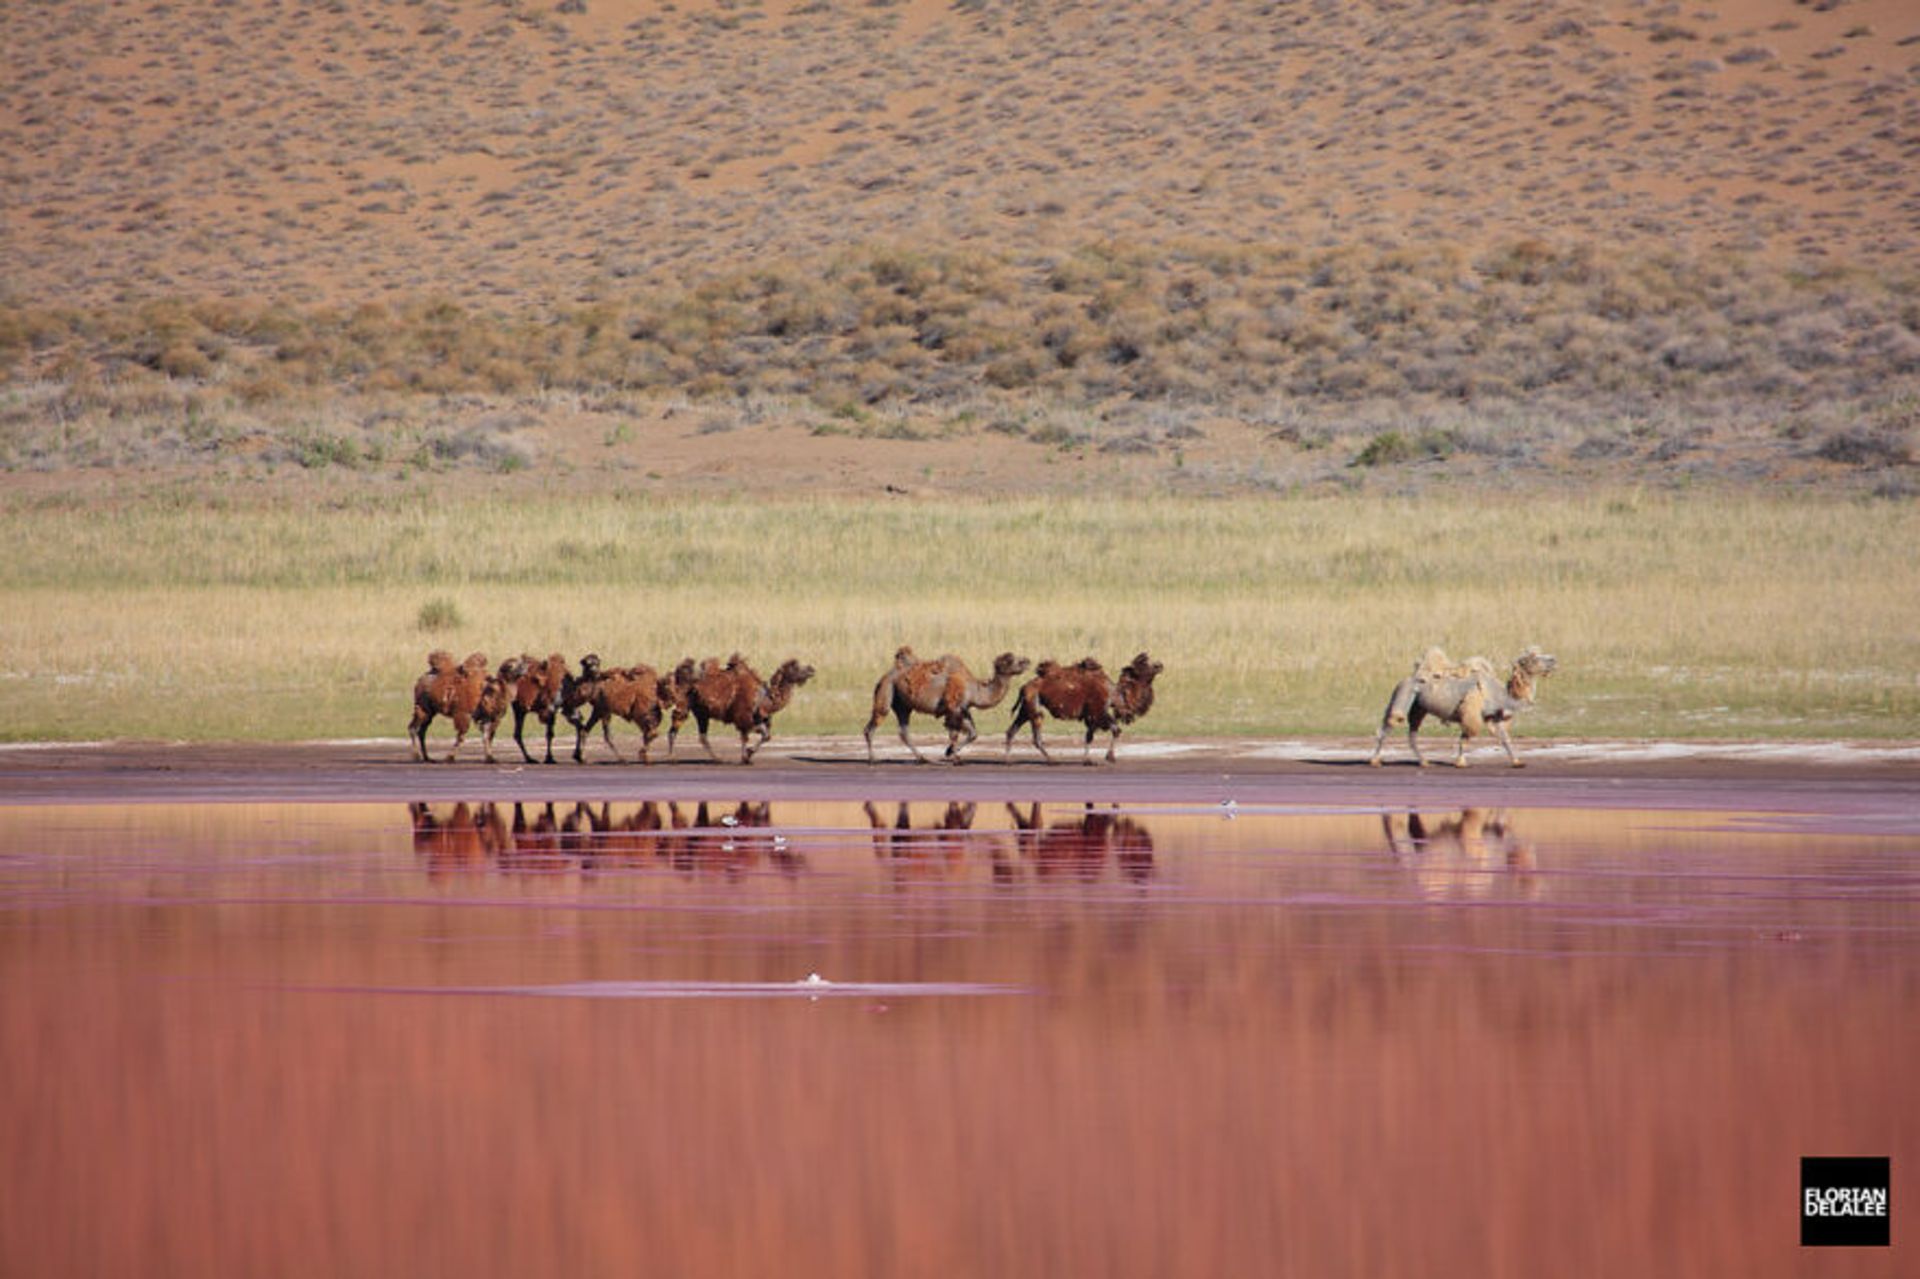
[7,0,1919,303]
[3,0,1918,492]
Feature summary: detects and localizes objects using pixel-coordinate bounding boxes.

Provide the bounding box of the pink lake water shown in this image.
[1,798,1914,1276]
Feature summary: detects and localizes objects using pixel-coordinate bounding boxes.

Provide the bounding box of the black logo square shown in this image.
[1802,1156,1890,1247]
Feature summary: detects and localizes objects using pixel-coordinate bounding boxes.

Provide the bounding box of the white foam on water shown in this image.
[337,979,1028,1000]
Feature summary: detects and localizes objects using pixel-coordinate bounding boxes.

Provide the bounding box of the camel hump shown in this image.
[1076,657,1104,673]
[1464,655,1496,679]
[462,651,488,672]
[1036,659,1062,677]
[725,651,747,669]
[427,649,457,675]
[1412,647,1452,680]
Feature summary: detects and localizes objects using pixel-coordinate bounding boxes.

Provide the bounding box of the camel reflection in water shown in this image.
[1007,803,1156,884]
[1380,808,1538,899]
[406,800,802,881]
[858,801,1155,887]
[864,801,981,886]
[409,800,1155,886]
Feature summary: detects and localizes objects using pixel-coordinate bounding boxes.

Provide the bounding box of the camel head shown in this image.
[1508,646,1557,701]
[1115,652,1164,721]
[772,659,816,688]
[892,645,918,669]
[990,652,1032,680]
[577,653,602,679]
[671,657,698,686]
[1512,647,1557,680]
[496,656,528,683]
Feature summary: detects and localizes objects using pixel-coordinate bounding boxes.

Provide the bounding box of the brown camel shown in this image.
[863,646,1032,763]
[1004,652,1164,764]
[510,652,569,765]
[662,658,699,758]
[470,657,528,764]
[568,656,669,764]
[409,649,491,762]
[676,653,817,763]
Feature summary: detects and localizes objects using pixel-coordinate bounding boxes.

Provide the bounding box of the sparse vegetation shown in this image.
[3,242,1915,485]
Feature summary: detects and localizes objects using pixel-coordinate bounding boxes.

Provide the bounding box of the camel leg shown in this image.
[512,706,532,763]
[1371,679,1418,767]
[410,707,433,761]
[895,708,930,764]
[638,722,656,766]
[1495,721,1525,768]
[1407,706,1429,768]
[482,721,498,765]
[1455,704,1487,769]
[695,710,718,763]
[1003,701,1028,760]
[745,722,771,764]
[1082,723,1097,767]
[1369,717,1393,767]
[543,714,556,765]
[445,713,471,764]
[573,709,600,763]
[946,712,978,763]
[599,715,622,762]
[1105,726,1121,764]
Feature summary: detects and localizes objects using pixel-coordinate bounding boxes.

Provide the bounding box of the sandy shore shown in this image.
[1,738,1913,828]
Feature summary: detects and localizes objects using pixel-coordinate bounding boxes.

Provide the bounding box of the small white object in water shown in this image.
[1219,798,1237,819]
[802,972,828,986]
[720,814,740,827]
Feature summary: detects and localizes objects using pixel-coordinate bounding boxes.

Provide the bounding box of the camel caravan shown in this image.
[409,641,1556,768]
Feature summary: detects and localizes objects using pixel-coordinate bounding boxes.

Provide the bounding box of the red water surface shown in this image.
[2,799,1915,1277]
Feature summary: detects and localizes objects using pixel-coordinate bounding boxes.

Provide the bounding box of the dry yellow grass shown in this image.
[1,490,1913,743]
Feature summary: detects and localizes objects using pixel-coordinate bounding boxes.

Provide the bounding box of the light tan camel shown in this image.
[1368,646,1557,768]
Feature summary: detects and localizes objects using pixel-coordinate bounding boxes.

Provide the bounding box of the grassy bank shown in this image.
[1,489,1914,745]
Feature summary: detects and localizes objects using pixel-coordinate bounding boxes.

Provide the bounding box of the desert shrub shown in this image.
[1813,427,1913,468]
[416,598,463,632]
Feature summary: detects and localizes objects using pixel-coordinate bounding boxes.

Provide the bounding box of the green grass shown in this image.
[0,490,1914,742]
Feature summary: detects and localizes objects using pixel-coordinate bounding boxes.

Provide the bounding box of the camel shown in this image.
[863,646,1032,763]
[661,658,699,758]
[674,653,816,764]
[470,656,528,764]
[1368,645,1557,768]
[510,652,569,765]
[1380,808,1537,900]
[1004,651,1164,764]
[409,649,492,762]
[568,656,669,763]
